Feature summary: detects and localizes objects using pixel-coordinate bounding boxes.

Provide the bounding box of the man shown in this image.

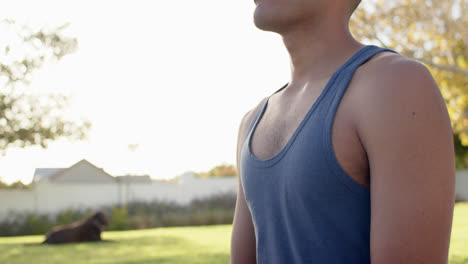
[231,0,455,263]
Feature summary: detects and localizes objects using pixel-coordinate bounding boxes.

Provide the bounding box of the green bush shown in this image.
[21,214,51,235]
[108,207,131,231]
[455,134,468,169]
[0,192,236,236]
[56,208,73,226]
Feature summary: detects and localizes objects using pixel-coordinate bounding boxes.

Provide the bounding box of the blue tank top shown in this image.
[240,45,398,263]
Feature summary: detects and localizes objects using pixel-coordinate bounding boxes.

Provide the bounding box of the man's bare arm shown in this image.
[231,99,267,264]
[357,57,455,263]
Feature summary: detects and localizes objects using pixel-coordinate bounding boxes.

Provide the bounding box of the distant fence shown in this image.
[1,170,467,221]
[456,170,468,201]
[0,175,237,220]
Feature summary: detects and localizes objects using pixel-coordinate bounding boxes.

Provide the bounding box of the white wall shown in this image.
[456,170,468,201]
[0,175,238,220]
[33,181,121,215]
[0,190,35,220]
[2,170,467,220]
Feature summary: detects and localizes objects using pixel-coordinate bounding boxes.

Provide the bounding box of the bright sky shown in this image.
[0,0,292,183]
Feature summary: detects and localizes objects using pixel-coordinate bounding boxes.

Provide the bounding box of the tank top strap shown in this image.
[244,100,267,143]
[323,45,398,121]
[244,83,288,143]
[244,45,398,146]
[319,45,398,197]
[345,45,397,72]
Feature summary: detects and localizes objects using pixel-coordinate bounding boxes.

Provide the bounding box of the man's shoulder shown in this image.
[349,49,450,146]
[355,51,437,98]
[238,97,269,137]
[236,97,269,152]
[350,50,442,113]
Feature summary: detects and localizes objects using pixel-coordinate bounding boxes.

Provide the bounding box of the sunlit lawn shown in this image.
[450,202,468,264]
[0,203,466,264]
[0,225,231,264]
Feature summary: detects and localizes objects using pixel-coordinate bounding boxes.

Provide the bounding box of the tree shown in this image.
[0,178,8,189]
[196,164,237,178]
[0,178,30,190]
[8,180,30,190]
[350,0,468,166]
[0,20,89,152]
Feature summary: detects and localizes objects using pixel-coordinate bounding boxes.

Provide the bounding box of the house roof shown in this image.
[33,159,115,183]
[33,159,153,184]
[33,168,65,182]
[49,159,115,182]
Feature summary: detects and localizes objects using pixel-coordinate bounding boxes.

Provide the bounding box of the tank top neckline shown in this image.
[246,44,375,167]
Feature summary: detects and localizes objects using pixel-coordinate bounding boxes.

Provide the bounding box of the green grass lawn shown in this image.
[450,203,468,264]
[0,225,231,264]
[0,203,466,264]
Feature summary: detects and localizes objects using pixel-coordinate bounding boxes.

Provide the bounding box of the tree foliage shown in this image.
[0,178,30,190]
[0,20,89,152]
[351,0,467,136]
[454,133,468,169]
[350,0,468,166]
[196,164,237,178]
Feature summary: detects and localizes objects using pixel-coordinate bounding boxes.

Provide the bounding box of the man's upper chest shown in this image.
[250,76,370,187]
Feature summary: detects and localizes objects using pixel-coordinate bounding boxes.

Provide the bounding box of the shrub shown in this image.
[21,213,52,235]
[0,192,236,236]
[108,207,131,231]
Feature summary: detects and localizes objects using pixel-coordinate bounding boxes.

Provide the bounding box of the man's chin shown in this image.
[253,8,292,33]
[254,12,279,32]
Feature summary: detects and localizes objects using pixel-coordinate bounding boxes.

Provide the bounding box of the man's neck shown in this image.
[281,18,362,89]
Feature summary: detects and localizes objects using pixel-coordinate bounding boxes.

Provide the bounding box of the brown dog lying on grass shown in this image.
[43,211,108,244]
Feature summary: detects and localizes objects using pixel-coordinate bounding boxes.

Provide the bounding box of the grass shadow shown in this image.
[119,253,230,264]
[22,239,117,247]
[450,256,468,264]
